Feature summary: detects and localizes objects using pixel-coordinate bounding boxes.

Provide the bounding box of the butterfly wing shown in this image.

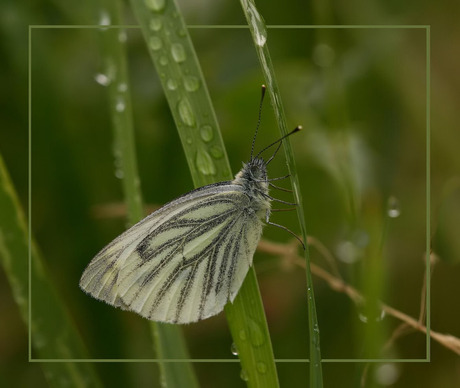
[79,182,263,323]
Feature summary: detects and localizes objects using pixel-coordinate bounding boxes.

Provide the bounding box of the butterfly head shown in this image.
[246,157,268,181]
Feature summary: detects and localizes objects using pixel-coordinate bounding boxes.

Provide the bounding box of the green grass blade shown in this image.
[239,1,324,386]
[99,1,199,387]
[0,154,103,388]
[130,0,231,187]
[151,323,200,387]
[130,0,280,386]
[98,0,145,226]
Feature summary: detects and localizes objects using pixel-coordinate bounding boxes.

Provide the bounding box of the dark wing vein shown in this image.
[145,210,244,320]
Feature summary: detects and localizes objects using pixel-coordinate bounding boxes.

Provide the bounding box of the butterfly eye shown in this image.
[250,166,261,177]
[250,167,266,181]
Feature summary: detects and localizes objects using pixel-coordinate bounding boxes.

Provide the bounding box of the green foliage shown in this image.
[101,1,199,387]
[0,155,103,387]
[2,0,459,387]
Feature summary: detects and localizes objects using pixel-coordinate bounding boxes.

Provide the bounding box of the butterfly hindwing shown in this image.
[79,182,263,323]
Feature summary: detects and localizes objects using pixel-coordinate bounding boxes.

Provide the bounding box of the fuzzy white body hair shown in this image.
[232,157,271,219]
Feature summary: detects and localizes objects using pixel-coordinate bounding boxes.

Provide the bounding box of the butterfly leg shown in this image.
[269,182,293,192]
[271,207,297,212]
[266,174,291,182]
[265,210,305,250]
[257,189,298,206]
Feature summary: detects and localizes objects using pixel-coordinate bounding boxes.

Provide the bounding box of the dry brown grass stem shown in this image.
[256,239,460,356]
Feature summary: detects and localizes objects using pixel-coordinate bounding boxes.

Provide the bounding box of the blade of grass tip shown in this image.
[0,154,103,387]
[98,1,198,387]
[239,1,324,386]
[130,0,280,387]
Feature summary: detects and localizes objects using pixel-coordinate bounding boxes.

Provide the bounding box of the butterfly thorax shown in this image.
[232,157,271,217]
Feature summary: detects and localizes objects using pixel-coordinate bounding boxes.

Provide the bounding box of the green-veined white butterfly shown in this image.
[79,86,303,324]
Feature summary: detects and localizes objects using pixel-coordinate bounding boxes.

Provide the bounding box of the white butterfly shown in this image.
[80,87,302,324]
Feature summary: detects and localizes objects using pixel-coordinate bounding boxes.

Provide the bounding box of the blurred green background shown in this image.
[1,0,460,387]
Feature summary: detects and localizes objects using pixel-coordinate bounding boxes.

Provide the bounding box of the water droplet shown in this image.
[239,329,247,341]
[358,306,385,323]
[34,332,48,349]
[115,96,125,112]
[245,0,267,46]
[209,145,224,159]
[186,137,192,144]
[196,148,216,176]
[240,369,249,382]
[113,151,123,181]
[94,73,111,86]
[388,196,401,218]
[149,18,163,31]
[99,10,111,26]
[230,343,238,356]
[255,29,267,47]
[115,169,124,179]
[183,75,200,92]
[353,229,369,248]
[167,78,178,90]
[177,98,196,127]
[114,148,122,160]
[171,43,186,63]
[144,0,165,12]
[313,43,335,67]
[105,61,117,82]
[149,36,163,51]
[256,362,267,374]
[177,28,186,37]
[312,329,320,347]
[159,56,169,66]
[117,83,127,92]
[336,240,359,263]
[248,318,265,347]
[118,30,127,42]
[200,125,213,142]
[374,363,400,386]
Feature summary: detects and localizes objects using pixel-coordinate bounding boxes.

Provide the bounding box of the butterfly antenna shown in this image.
[265,141,282,166]
[255,125,302,161]
[250,85,267,161]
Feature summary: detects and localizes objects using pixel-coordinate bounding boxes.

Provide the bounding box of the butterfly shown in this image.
[79,86,303,324]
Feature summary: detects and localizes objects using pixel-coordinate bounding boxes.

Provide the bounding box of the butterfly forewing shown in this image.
[79,182,263,323]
